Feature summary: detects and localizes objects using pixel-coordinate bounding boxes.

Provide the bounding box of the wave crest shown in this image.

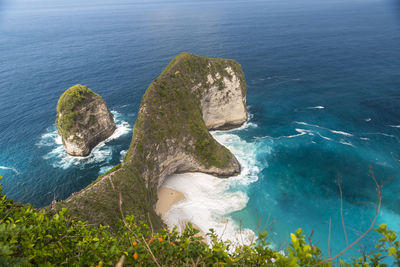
[37,111,131,169]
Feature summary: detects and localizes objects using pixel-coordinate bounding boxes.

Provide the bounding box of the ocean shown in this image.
[1,0,400,257]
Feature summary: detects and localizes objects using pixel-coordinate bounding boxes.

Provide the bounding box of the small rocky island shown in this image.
[58,53,248,229]
[56,84,116,156]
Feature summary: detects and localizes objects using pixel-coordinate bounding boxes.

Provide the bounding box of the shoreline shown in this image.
[155,186,185,220]
[155,185,206,238]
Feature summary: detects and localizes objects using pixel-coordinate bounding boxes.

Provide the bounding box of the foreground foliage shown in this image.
[0,176,399,266]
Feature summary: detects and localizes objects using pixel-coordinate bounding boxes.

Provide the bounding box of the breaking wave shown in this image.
[37,111,131,169]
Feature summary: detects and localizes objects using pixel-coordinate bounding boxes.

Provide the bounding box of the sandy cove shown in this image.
[155,186,205,238]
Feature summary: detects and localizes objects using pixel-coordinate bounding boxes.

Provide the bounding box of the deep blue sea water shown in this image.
[1,0,400,258]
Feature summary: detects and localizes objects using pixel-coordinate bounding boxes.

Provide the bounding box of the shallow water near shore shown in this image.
[1,0,400,257]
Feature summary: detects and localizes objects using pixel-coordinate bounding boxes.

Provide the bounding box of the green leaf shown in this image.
[388,247,397,256]
[291,233,297,243]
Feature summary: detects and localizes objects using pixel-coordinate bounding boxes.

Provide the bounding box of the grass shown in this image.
[56,84,99,137]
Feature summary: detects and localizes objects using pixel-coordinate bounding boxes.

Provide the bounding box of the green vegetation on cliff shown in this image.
[1,176,399,266]
[56,84,98,137]
[59,53,246,230]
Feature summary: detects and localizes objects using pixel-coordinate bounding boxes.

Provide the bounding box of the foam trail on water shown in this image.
[363,132,396,138]
[330,130,353,137]
[163,120,264,247]
[38,111,131,169]
[0,166,20,174]
[293,121,354,137]
[316,132,333,141]
[295,128,314,136]
[339,140,355,147]
[306,106,325,109]
[255,128,312,140]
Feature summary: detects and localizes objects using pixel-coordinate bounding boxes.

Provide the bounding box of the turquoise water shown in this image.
[1,0,400,257]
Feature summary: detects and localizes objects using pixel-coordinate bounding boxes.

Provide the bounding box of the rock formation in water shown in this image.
[58,53,248,229]
[56,84,116,156]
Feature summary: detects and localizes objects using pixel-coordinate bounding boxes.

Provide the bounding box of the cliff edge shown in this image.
[58,53,248,229]
[56,85,116,156]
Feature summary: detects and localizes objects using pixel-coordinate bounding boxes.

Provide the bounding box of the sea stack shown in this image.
[56,84,116,156]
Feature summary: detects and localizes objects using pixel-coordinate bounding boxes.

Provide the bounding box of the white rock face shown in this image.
[200,66,247,130]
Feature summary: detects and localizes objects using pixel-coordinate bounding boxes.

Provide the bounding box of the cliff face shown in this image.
[56,85,116,157]
[201,66,247,130]
[59,53,248,229]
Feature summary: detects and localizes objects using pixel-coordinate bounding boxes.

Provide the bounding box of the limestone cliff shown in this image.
[58,53,248,229]
[201,65,247,130]
[56,85,116,156]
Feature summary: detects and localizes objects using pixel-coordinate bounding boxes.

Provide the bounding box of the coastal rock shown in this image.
[56,85,116,156]
[60,53,248,229]
[201,66,247,130]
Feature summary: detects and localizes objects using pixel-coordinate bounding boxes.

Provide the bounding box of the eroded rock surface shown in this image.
[56,85,116,156]
[201,66,247,130]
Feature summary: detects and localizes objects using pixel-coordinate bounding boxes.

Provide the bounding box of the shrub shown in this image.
[0,175,399,266]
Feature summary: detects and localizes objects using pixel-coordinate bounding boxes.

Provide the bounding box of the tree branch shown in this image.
[312,169,382,267]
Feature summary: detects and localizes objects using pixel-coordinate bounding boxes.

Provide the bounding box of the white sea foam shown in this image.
[329,130,353,137]
[285,128,314,138]
[258,122,354,145]
[339,140,355,147]
[0,166,20,174]
[293,121,353,137]
[285,132,307,139]
[365,118,372,122]
[294,121,309,126]
[98,150,127,175]
[276,128,312,139]
[295,128,314,135]
[316,132,332,141]
[255,128,314,140]
[38,111,131,169]
[233,120,258,131]
[363,132,396,138]
[164,173,255,246]
[120,150,127,160]
[388,125,400,128]
[99,165,113,175]
[162,123,263,247]
[306,106,325,109]
[212,131,262,186]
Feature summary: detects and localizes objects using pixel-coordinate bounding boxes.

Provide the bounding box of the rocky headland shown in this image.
[56,85,116,157]
[58,53,248,229]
